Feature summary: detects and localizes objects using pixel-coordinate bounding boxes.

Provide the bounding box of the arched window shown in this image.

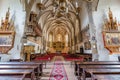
[65,34,68,47]
[49,34,52,42]
[57,34,62,42]
[65,34,68,42]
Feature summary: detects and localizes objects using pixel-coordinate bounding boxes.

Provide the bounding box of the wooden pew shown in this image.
[0,69,35,80]
[75,61,120,75]
[0,65,40,79]
[0,65,37,69]
[75,61,120,72]
[75,53,92,61]
[80,65,120,69]
[85,69,120,80]
[93,74,120,80]
[0,74,25,80]
[75,61,120,80]
[0,62,43,76]
[9,59,23,62]
[79,65,120,80]
[0,62,43,79]
[76,61,120,65]
[0,61,42,63]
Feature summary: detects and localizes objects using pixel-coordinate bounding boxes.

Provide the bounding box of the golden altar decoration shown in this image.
[23,45,35,53]
[52,42,65,51]
[102,8,120,54]
[0,8,15,54]
[23,45,35,61]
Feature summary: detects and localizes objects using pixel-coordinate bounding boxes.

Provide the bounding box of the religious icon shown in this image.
[84,41,91,50]
[0,35,13,46]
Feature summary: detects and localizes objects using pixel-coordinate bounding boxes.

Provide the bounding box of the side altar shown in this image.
[102,8,120,54]
[0,8,15,54]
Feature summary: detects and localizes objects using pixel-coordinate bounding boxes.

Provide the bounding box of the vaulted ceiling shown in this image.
[36,0,80,37]
[21,0,99,42]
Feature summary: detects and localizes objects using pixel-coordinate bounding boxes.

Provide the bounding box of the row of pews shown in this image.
[0,61,43,80]
[31,53,55,61]
[75,61,120,80]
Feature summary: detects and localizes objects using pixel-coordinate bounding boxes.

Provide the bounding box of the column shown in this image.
[86,2,98,61]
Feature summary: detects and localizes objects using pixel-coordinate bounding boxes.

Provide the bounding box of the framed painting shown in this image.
[0,32,15,53]
[0,34,13,46]
[84,41,91,50]
[104,32,120,46]
[102,31,120,53]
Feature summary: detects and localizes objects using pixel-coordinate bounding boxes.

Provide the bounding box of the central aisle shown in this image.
[41,56,77,80]
[49,56,68,80]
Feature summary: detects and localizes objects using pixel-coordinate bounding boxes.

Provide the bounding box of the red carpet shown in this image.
[49,57,68,80]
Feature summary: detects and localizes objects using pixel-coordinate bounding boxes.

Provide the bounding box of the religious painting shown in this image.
[0,32,15,53]
[0,35,13,46]
[104,32,120,45]
[84,41,91,50]
[102,31,120,54]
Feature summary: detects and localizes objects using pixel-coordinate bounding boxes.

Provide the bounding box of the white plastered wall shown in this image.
[93,0,120,61]
[80,1,92,54]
